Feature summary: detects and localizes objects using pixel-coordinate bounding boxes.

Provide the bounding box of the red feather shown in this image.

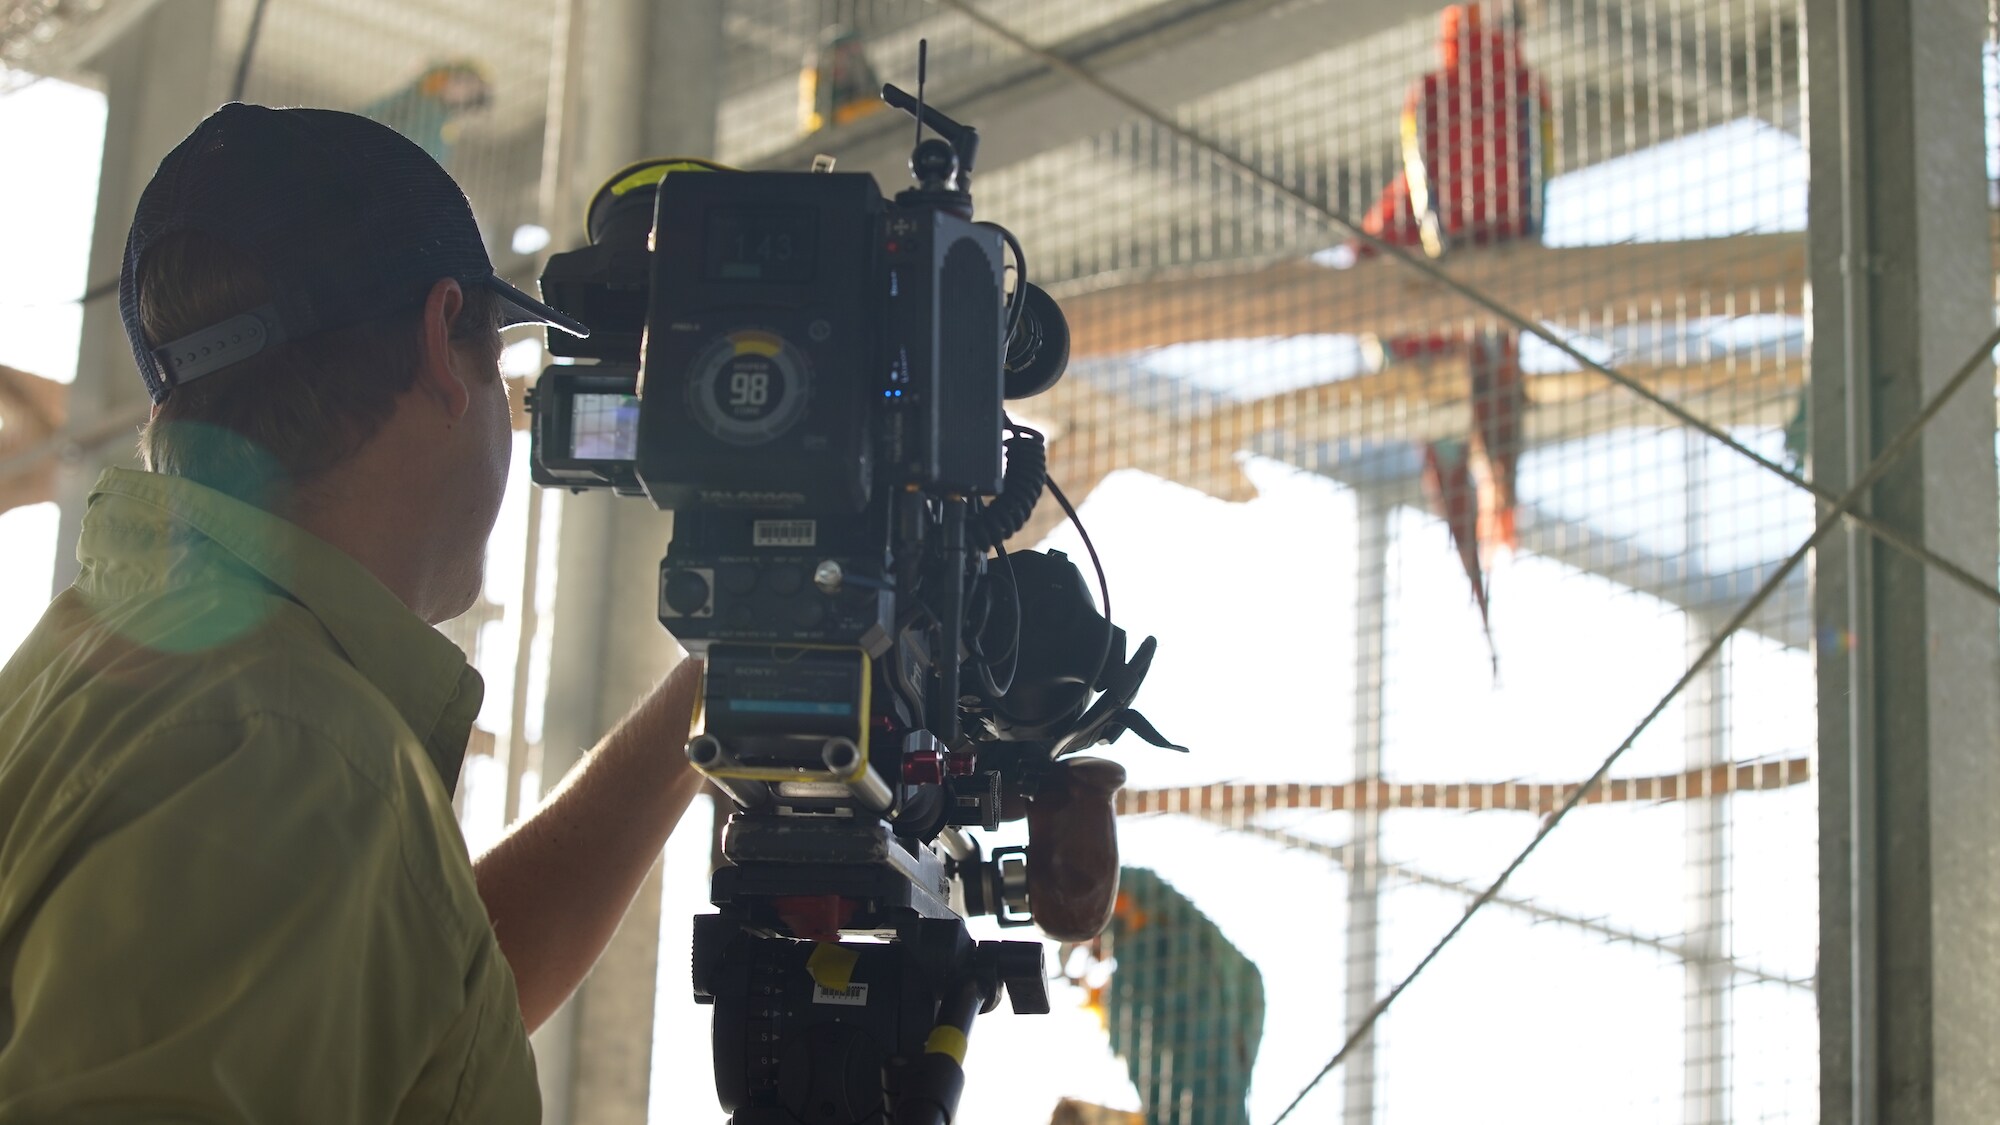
[1469,330,1525,554]
[1422,441,1496,671]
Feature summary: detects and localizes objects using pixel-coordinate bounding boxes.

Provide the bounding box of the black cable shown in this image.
[986,223,1029,345]
[967,544,1021,699]
[1045,476,1109,629]
[1045,474,1117,705]
[968,419,1047,550]
[230,0,273,102]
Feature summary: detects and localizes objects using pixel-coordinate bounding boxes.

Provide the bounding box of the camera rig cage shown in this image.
[527,61,1181,1125]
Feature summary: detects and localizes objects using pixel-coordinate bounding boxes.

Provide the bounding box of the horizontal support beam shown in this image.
[1054,234,1808,358]
[749,0,1439,182]
[1116,757,1812,817]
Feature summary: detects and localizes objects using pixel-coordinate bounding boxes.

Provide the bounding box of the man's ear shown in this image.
[415,277,471,420]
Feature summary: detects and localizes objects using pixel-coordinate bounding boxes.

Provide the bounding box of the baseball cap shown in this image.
[121,102,589,404]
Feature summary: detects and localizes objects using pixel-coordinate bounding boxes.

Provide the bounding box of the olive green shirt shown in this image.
[0,468,538,1122]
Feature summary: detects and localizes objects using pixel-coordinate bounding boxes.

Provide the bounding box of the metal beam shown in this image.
[1342,496,1388,1125]
[1809,0,2000,1121]
[1682,432,1730,1125]
[747,0,1440,182]
[530,0,722,1121]
[1561,0,1802,134]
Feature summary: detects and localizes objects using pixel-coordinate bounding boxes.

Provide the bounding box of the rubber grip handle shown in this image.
[1025,756,1126,941]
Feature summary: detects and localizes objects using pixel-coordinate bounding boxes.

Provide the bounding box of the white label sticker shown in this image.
[813,982,870,1007]
[754,519,817,548]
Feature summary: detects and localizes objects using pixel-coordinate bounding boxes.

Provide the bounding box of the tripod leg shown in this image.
[887,979,981,1125]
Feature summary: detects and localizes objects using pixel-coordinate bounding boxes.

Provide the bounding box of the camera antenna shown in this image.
[914,39,928,151]
[883,48,979,196]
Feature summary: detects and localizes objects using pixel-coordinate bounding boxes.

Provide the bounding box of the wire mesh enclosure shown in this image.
[750,1,1819,1121]
[28,0,1984,1119]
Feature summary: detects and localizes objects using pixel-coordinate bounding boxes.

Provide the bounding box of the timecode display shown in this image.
[704,208,817,283]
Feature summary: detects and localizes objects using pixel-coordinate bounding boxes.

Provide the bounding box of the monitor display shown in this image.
[570,392,640,461]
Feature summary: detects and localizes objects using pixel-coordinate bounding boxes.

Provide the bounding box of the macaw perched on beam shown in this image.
[1065,868,1263,1125]
[1357,3,1552,259]
[361,60,493,168]
[799,26,888,135]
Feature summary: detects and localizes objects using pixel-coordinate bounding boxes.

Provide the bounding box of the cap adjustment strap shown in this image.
[153,303,289,389]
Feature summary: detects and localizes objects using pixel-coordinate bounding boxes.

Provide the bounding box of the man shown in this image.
[0,103,703,1119]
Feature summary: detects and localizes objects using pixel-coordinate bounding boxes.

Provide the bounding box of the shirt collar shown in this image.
[76,467,482,791]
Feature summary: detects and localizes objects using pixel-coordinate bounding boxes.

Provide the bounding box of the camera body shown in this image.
[643,171,1003,514]
[527,91,1173,1123]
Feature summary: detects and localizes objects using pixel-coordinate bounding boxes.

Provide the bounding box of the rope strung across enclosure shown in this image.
[933,0,2000,614]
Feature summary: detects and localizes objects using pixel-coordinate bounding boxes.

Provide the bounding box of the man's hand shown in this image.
[472,655,706,1031]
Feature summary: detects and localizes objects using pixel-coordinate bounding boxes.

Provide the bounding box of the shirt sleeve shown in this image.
[0,713,500,1123]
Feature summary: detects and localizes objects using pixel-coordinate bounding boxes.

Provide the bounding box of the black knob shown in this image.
[911,137,958,189]
[793,597,827,630]
[718,564,758,596]
[662,568,712,616]
[767,566,805,596]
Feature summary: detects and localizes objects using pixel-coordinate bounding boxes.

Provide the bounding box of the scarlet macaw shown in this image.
[1356,4,1552,259]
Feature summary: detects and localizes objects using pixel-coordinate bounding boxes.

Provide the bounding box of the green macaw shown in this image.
[361,60,493,167]
[1088,867,1264,1125]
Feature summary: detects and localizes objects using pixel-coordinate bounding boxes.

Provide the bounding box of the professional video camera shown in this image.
[527,59,1180,1124]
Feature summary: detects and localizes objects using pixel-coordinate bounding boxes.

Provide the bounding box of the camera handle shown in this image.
[881,83,979,191]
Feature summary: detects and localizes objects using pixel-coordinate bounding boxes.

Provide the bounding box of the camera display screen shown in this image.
[570,392,640,461]
[705,208,817,283]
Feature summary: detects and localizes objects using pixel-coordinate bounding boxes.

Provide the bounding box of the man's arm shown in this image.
[473,655,707,1031]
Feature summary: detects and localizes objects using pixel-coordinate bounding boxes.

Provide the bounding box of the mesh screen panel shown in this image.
[864,2,1822,1121]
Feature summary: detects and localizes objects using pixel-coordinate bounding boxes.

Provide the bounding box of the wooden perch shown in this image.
[1116,756,1812,818]
[1055,233,1808,359]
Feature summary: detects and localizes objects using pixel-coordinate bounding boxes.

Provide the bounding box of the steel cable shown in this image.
[931,0,2000,612]
[1267,322,2000,1123]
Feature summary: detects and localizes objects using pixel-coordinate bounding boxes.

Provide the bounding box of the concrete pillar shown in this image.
[1807,0,2000,1121]
[530,0,724,1121]
[52,0,218,592]
[1341,494,1388,1125]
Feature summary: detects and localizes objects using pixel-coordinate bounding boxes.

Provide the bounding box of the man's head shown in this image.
[121,103,587,621]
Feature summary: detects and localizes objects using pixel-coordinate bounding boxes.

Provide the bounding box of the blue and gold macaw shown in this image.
[1074,868,1264,1125]
[361,60,494,167]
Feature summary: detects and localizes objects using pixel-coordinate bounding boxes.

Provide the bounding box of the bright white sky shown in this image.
[0,66,1820,1125]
